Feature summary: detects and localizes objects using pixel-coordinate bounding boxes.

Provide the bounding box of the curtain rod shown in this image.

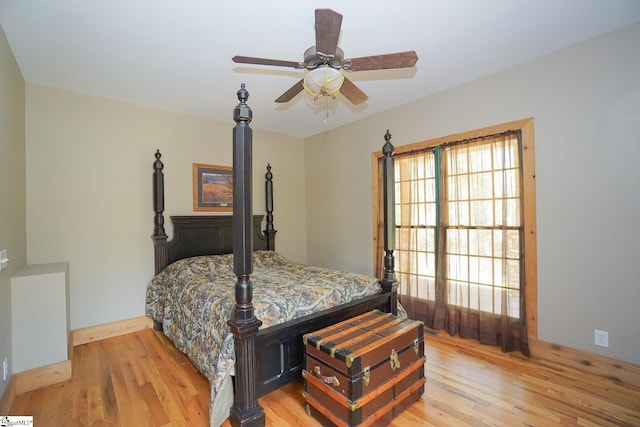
[393,129,521,159]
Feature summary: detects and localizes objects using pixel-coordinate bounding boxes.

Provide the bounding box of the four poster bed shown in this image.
[145,84,399,427]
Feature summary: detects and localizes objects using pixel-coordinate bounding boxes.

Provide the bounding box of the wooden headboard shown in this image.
[156,215,267,273]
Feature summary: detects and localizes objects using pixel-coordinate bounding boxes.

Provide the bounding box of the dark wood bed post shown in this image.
[264,164,277,250]
[380,130,399,315]
[227,84,265,427]
[152,149,168,275]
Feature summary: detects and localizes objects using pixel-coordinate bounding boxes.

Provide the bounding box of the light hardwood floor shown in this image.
[9,328,640,426]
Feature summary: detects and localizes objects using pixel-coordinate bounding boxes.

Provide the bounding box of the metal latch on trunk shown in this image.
[390,349,401,371]
[363,366,370,386]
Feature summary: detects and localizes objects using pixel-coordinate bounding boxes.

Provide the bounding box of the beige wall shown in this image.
[306,24,640,365]
[0,24,26,397]
[25,85,306,330]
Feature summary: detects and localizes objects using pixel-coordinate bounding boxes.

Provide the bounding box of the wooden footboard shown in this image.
[256,293,392,396]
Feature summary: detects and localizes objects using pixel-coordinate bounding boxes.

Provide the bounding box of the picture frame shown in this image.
[193,163,233,211]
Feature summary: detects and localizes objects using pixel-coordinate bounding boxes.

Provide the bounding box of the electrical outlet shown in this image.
[594,329,609,348]
[2,357,7,381]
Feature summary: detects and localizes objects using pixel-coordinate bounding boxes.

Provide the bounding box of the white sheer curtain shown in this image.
[395,152,437,302]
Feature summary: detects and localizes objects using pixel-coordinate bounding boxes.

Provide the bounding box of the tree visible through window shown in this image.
[373,119,536,354]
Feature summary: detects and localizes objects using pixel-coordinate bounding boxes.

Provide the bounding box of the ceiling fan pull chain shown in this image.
[323,96,329,125]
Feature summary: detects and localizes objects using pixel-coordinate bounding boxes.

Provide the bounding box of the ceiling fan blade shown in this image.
[315,9,342,58]
[275,79,305,103]
[347,51,418,72]
[232,55,300,69]
[340,77,368,105]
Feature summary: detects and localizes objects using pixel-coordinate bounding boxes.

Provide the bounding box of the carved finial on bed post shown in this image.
[228,84,266,427]
[264,163,277,250]
[381,130,399,315]
[152,149,168,275]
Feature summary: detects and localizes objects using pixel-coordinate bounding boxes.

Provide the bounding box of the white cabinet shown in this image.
[11,262,70,373]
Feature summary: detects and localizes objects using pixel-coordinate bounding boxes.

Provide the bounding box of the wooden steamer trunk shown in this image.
[302,310,426,426]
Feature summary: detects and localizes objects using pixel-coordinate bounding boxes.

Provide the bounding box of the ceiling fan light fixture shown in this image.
[303,66,344,99]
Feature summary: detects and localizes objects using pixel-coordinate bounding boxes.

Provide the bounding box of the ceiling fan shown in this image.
[232,9,418,105]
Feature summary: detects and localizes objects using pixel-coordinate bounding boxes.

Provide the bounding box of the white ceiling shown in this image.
[2,1,640,139]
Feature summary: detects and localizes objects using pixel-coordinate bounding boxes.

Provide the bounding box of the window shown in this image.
[373,118,536,352]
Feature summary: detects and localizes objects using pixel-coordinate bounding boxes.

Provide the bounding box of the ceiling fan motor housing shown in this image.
[304,46,344,69]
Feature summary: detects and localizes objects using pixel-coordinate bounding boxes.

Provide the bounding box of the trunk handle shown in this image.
[313,366,340,387]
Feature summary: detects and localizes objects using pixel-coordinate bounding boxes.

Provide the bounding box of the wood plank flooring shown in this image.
[9,328,640,426]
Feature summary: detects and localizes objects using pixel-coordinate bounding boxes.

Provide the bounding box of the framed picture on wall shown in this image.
[193,163,233,211]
